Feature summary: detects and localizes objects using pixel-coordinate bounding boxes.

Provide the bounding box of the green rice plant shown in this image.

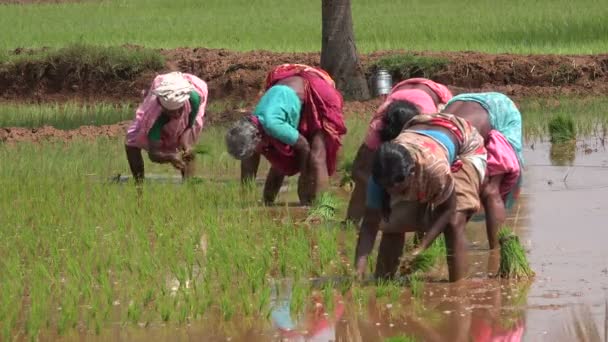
[408,274,424,298]
[372,54,450,81]
[375,279,402,302]
[497,228,535,280]
[306,192,340,222]
[0,102,134,129]
[398,236,446,276]
[384,336,417,342]
[549,114,577,143]
[520,97,608,139]
[2,0,608,54]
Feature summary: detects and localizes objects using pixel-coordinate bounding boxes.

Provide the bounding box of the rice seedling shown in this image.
[306,192,340,222]
[397,236,446,276]
[549,114,577,143]
[496,227,535,280]
[519,96,608,140]
[375,279,402,302]
[408,274,425,298]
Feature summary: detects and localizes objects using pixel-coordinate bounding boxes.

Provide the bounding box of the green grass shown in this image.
[0,0,607,54]
[2,43,164,79]
[0,102,134,129]
[518,97,608,140]
[548,114,577,143]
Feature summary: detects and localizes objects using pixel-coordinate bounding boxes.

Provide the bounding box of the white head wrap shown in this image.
[152,72,193,111]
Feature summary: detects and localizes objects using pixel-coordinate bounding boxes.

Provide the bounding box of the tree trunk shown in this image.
[321,0,370,101]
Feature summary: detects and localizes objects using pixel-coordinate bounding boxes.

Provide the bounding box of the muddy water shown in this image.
[262,137,608,342]
[51,137,608,341]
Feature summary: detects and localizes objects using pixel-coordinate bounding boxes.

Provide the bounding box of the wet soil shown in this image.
[0,121,130,143]
[3,48,608,105]
[0,100,381,143]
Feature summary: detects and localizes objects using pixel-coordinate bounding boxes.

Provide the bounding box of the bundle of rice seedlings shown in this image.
[497,227,535,279]
[548,114,576,143]
[306,192,339,222]
[398,236,446,276]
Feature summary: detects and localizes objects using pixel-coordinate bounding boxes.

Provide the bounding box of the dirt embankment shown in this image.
[0,101,382,144]
[0,122,130,143]
[3,48,608,104]
[3,48,608,143]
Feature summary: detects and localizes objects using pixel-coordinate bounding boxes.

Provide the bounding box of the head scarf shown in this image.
[152,72,193,110]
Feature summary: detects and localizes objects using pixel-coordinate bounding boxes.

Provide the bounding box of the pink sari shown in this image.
[364,88,437,149]
[394,78,453,104]
[125,73,208,152]
[486,130,521,201]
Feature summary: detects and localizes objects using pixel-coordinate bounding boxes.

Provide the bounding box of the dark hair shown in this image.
[379,100,420,142]
[371,142,415,220]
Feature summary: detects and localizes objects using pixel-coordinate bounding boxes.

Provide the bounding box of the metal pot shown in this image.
[373,68,393,97]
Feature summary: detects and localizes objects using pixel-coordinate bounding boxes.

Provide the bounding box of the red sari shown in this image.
[253,64,346,176]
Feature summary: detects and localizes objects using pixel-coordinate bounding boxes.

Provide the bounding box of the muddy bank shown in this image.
[3,48,608,104]
[0,121,130,143]
[0,100,381,143]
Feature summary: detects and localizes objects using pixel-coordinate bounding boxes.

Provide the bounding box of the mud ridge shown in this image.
[0,100,382,144]
[3,48,608,104]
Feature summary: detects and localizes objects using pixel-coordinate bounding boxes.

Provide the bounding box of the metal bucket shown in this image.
[373,68,392,96]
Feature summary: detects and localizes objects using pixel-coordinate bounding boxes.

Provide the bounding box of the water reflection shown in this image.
[269,270,530,341]
[270,278,345,341]
[550,141,577,166]
[336,279,530,342]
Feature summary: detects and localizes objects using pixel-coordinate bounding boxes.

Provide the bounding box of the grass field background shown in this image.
[1,0,607,54]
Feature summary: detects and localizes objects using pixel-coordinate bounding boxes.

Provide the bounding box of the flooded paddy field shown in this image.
[2,127,608,341]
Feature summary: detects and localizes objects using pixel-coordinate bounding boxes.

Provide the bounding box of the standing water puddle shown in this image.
[263,137,608,341]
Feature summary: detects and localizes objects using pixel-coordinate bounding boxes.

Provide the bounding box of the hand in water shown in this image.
[170,154,186,170]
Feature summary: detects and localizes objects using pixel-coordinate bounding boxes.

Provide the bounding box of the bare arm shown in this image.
[241,152,261,184]
[354,207,382,279]
[346,145,374,223]
[413,192,456,253]
[481,174,506,250]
